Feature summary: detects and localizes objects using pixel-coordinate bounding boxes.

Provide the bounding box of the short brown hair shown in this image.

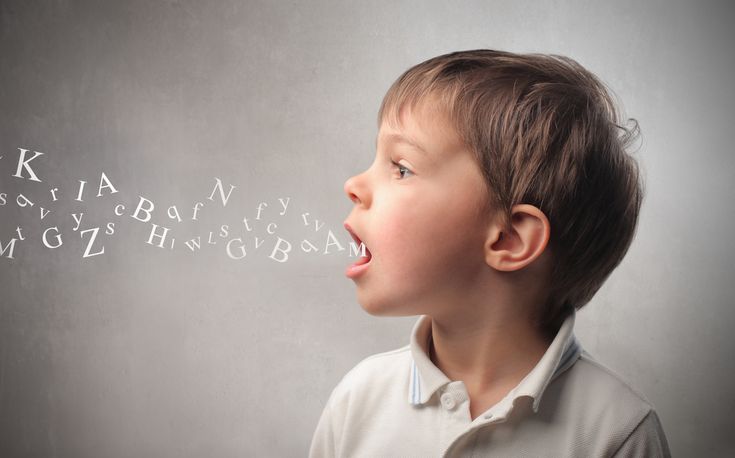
[378,49,644,338]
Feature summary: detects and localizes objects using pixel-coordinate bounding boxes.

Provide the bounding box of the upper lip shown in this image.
[343,222,365,247]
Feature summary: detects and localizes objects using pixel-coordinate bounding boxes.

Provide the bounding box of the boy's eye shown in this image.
[391,160,414,180]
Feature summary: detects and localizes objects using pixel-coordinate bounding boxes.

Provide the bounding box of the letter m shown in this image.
[0,238,18,259]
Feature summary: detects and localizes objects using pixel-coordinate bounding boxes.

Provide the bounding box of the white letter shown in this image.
[132,196,154,223]
[42,227,63,249]
[167,205,182,222]
[207,177,236,207]
[349,241,367,258]
[16,194,34,207]
[278,197,290,215]
[226,238,246,260]
[71,213,84,231]
[323,230,345,254]
[301,239,318,253]
[184,236,201,251]
[146,223,169,248]
[0,238,18,259]
[192,202,203,221]
[75,180,86,202]
[96,172,118,197]
[13,148,43,182]
[242,216,253,231]
[269,237,291,263]
[256,202,267,220]
[80,227,105,257]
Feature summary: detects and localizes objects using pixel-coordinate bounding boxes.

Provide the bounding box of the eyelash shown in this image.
[391,161,414,179]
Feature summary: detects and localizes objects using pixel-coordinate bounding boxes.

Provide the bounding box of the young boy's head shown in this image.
[343,49,643,340]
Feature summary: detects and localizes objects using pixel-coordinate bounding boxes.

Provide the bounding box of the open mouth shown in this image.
[344,223,372,276]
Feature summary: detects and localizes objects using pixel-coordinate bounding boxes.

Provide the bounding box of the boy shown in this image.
[310,49,671,457]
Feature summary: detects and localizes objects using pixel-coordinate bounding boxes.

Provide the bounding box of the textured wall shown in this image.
[1,0,733,456]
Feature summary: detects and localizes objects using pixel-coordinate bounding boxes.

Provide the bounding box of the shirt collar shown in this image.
[408,309,581,414]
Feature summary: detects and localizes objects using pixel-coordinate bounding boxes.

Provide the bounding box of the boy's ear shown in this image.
[484,204,551,272]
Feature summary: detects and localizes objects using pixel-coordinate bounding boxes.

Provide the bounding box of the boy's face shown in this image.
[343,96,494,317]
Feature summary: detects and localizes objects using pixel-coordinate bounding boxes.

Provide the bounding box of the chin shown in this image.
[357,296,417,318]
[354,292,387,316]
[358,300,390,317]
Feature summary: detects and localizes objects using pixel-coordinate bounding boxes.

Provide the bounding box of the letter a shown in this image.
[97,172,118,197]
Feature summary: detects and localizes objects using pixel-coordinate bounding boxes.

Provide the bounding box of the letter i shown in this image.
[76,180,87,202]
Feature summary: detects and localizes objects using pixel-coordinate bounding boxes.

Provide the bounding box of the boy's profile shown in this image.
[310,49,671,457]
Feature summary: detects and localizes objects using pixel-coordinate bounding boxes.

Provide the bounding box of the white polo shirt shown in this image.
[309,309,671,457]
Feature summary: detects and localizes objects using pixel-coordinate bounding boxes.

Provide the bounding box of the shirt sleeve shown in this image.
[308,397,338,458]
[612,409,672,458]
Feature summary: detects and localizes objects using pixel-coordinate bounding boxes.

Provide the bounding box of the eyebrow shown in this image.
[376,133,428,155]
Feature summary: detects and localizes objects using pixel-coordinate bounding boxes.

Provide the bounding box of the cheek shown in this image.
[372,205,427,268]
[376,200,460,267]
[376,213,418,255]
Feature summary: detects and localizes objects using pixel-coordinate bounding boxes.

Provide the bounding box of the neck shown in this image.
[427,307,552,395]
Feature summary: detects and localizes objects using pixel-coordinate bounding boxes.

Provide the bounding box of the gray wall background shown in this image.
[1,0,733,456]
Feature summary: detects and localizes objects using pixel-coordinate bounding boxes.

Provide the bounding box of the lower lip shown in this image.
[346,256,372,278]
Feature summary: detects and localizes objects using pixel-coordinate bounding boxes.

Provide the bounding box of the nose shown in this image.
[344,171,369,207]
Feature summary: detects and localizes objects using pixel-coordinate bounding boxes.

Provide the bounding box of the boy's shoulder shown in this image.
[536,348,670,456]
[327,345,412,415]
[330,343,657,419]
[556,348,657,421]
[569,348,656,407]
